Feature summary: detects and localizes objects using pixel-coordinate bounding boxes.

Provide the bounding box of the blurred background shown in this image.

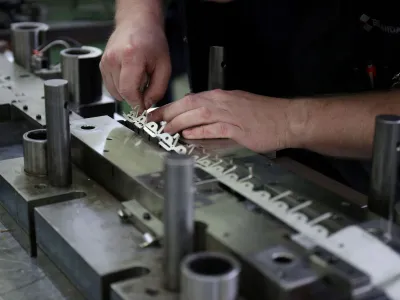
[0,0,190,112]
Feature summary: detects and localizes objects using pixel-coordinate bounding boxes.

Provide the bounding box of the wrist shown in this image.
[115,0,164,28]
[285,98,314,149]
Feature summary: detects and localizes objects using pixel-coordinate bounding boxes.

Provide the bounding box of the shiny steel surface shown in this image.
[10,22,49,71]
[60,46,103,107]
[23,129,47,177]
[369,115,400,218]
[44,79,72,187]
[164,154,195,291]
[208,46,225,90]
[181,252,240,300]
[2,49,397,300]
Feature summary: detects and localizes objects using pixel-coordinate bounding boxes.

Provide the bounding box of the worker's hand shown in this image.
[147,90,303,153]
[100,17,171,110]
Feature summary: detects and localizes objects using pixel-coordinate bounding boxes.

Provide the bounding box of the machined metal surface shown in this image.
[23,129,47,177]
[35,197,160,300]
[181,252,240,300]
[3,47,400,300]
[0,220,72,300]
[164,154,195,291]
[208,46,226,90]
[60,46,103,107]
[44,79,72,187]
[369,115,400,219]
[10,22,49,71]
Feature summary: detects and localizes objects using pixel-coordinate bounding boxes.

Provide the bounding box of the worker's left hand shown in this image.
[147,89,301,153]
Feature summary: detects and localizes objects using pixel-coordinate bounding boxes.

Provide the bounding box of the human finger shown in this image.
[118,46,146,109]
[100,59,122,101]
[143,58,171,109]
[147,93,212,122]
[182,122,242,140]
[163,106,233,134]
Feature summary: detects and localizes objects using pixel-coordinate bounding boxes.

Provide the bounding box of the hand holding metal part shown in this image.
[100,18,171,110]
[146,89,299,153]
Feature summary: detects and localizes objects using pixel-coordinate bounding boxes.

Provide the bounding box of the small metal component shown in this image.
[238,166,253,182]
[208,46,226,90]
[23,129,47,177]
[181,252,241,300]
[117,209,132,222]
[139,232,158,248]
[36,114,41,120]
[60,46,103,108]
[164,153,195,292]
[10,22,49,71]
[369,115,400,219]
[23,105,28,110]
[44,79,72,187]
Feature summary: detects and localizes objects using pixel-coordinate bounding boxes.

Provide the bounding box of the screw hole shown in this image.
[272,252,294,265]
[81,125,95,130]
[145,288,159,296]
[107,137,112,141]
[34,183,47,190]
[104,150,109,153]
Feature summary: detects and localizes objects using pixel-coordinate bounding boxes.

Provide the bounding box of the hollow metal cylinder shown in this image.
[60,46,103,107]
[44,79,72,187]
[163,153,195,292]
[369,115,400,218]
[23,129,47,177]
[11,22,49,71]
[181,252,241,300]
[208,46,226,90]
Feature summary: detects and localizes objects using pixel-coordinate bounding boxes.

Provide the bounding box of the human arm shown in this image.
[290,90,400,158]
[147,89,400,159]
[100,0,171,110]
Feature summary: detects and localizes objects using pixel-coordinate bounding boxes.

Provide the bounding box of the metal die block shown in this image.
[34,195,161,300]
[0,157,86,255]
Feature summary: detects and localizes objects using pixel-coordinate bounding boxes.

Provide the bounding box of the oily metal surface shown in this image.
[110,254,177,300]
[0,158,86,236]
[34,195,161,300]
[0,216,83,300]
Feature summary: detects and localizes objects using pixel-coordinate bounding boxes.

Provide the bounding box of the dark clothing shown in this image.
[183,0,400,194]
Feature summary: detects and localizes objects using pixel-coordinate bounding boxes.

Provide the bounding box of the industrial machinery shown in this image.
[1,21,400,300]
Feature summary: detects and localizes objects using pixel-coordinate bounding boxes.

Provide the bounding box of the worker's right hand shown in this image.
[100,18,171,110]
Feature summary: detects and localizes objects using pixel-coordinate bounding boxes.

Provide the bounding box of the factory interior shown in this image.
[1,0,400,300]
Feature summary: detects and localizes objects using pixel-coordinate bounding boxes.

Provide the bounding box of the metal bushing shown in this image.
[60,46,103,108]
[10,22,49,71]
[181,252,241,300]
[23,129,47,177]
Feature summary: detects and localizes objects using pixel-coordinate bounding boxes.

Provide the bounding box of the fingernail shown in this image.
[146,112,153,121]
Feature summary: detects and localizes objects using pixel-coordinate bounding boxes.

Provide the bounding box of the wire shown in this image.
[37,40,71,54]
[36,36,82,53]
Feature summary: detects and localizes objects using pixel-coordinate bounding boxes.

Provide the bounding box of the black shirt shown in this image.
[183,0,400,194]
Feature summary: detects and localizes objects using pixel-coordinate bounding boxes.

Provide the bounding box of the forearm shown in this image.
[289,90,400,159]
[115,0,164,27]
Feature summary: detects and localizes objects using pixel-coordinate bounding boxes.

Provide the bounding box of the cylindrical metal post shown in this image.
[208,46,226,90]
[23,129,47,177]
[369,115,400,218]
[60,46,103,108]
[11,22,49,71]
[181,252,241,300]
[44,79,72,187]
[163,153,195,292]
